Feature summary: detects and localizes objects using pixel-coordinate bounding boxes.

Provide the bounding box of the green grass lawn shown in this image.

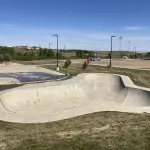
[0,112,150,150]
[0,64,150,150]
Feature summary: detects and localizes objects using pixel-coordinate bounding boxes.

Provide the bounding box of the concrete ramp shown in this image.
[0,73,150,123]
[123,88,150,107]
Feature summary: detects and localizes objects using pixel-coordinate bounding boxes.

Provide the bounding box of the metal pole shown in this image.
[110,36,116,67]
[52,34,59,71]
[49,43,51,50]
[64,45,66,50]
[56,35,59,68]
[110,36,112,67]
[119,36,122,52]
[135,47,136,59]
[129,41,131,51]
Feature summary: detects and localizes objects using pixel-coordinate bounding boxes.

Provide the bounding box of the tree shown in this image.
[107,53,111,59]
[16,52,22,56]
[58,52,65,59]
[145,52,150,58]
[76,50,84,58]
[39,49,43,56]
[135,53,137,59]
[89,52,94,57]
[128,53,135,59]
[47,50,55,59]
[0,47,15,55]
[0,54,4,63]
[3,54,11,62]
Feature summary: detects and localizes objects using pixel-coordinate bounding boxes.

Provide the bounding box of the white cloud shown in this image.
[125,26,147,31]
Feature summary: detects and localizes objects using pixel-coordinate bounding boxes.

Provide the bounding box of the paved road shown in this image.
[72,59,150,70]
[17,59,150,71]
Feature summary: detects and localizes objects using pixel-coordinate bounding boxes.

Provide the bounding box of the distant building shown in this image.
[31,46,40,50]
[27,47,31,50]
[13,45,41,51]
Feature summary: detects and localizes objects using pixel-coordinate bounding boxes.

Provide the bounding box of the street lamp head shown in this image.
[53,34,58,37]
[119,36,123,39]
[111,35,116,38]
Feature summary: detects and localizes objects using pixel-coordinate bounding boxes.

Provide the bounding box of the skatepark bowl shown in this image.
[0,73,150,123]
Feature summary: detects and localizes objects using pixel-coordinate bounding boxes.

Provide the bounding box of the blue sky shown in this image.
[0,0,150,51]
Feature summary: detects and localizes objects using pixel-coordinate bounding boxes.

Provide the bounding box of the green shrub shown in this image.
[82,61,88,69]
[63,59,72,68]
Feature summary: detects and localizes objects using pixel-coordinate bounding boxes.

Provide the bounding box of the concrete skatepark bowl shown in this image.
[0,72,150,123]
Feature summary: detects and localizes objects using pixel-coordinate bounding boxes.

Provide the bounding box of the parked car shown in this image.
[90,57,100,61]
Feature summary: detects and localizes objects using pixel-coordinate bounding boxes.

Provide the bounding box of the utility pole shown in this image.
[129,41,131,51]
[49,43,52,50]
[119,36,123,52]
[64,45,66,50]
[95,50,97,57]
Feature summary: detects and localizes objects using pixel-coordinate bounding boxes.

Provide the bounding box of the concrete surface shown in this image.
[0,62,23,66]
[0,78,20,85]
[0,73,150,123]
[0,65,65,85]
[0,65,62,74]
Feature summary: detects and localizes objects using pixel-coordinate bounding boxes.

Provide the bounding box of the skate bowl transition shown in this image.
[0,73,150,123]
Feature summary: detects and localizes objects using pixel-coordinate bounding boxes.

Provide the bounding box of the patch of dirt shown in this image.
[56,124,110,139]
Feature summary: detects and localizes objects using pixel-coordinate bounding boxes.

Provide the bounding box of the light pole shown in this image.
[110,36,116,67]
[64,45,66,50]
[129,41,131,51]
[53,34,59,71]
[49,43,52,50]
[134,47,137,59]
[119,36,122,52]
[95,50,97,57]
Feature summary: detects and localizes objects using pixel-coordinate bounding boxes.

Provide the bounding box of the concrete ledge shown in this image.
[0,78,21,85]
